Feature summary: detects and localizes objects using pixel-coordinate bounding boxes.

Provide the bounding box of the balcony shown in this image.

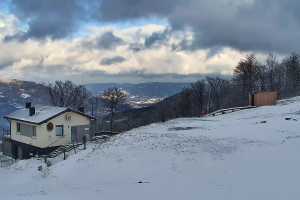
[1,128,11,139]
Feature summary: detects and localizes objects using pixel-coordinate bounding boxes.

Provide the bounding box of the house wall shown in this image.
[10,112,91,148]
[1,137,13,157]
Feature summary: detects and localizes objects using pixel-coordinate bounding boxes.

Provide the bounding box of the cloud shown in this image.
[97,0,174,21]
[0,19,249,84]
[94,32,124,49]
[9,0,89,39]
[7,0,300,53]
[98,0,300,53]
[81,31,125,50]
[0,13,19,41]
[0,60,14,69]
[101,56,126,65]
[144,30,169,48]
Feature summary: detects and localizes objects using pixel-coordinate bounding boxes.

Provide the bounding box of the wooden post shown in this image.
[63,149,66,160]
[73,143,77,154]
[83,135,87,150]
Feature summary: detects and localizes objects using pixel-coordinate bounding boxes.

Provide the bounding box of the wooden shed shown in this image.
[249,91,278,107]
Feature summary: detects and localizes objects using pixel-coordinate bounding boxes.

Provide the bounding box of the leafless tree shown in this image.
[265,54,279,91]
[100,87,128,131]
[206,77,230,112]
[157,99,170,122]
[190,80,206,115]
[273,62,286,95]
[175,88,193,117]
[49,80,90,109]
[282,53,300,96]
[257,64,268,92]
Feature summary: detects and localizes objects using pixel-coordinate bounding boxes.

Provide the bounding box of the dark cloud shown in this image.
[144,30,169,48]
[0,60,15,69]
[82,32,124,50]
[8,0,300,53]
[97,0,175,21]
[10,0,89,39]
[127,30,169,52]
[101,56,126,65]
[95,32,124,49]
[99,0,300,53]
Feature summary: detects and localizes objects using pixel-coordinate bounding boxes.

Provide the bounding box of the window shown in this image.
[17,123,21,132]
[55,125,64,136]
[17,123,36,138]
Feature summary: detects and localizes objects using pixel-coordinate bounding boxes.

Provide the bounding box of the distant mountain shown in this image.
[0,79,51,133]
[0,80,192,136]
[85,82,191,98]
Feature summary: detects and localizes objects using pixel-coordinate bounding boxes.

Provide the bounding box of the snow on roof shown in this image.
[20,93,31,99]
[4,106,70,124]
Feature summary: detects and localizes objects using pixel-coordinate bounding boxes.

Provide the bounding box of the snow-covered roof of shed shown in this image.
[4,106,94,125]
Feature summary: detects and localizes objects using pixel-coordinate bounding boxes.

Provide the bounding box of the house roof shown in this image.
[4,106,95,125]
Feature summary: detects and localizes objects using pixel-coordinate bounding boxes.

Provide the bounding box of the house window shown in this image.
[55,125,64,136]
[17,123,21,132]
[17,123,36,138]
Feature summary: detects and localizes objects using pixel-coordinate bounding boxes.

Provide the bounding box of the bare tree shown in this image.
[100,88,128,131]
[282,53,300,96]
[265,54,279,91]
[190,80,206,115]
[273,62,286,95]
[177,89,192,117]
[157,99,171,122]
[206,77,230,112]
[49,80,90,110]
[257,64,268,92]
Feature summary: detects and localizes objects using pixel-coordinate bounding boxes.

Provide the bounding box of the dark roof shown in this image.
[4,106,95,125]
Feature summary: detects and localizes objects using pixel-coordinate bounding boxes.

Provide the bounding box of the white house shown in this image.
[4,104,95,159]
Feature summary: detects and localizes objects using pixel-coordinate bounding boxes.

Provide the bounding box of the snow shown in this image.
[5,106,68,124]
[1,97,300,199]
[20,93,31,99]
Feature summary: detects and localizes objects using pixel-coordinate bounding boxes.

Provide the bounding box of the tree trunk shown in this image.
[110,109,114,132]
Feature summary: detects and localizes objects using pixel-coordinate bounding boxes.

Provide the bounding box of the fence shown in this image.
[0,156,15,168]
[207,106,256,117]
[0,128,10,140]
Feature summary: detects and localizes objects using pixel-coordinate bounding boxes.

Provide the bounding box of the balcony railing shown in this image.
[1,128,11,139]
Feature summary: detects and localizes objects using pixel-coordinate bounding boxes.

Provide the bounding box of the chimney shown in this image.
[29,107,35,116]
[78,107,85,113]
[25,102,32,109]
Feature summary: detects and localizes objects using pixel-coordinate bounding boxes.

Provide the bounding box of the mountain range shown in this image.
[0,80,191,133]
[85,82,191,98]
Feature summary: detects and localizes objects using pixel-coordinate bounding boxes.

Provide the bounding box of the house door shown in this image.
[71,125,90,144]
[71,127,78,144]
[17,146,23,160]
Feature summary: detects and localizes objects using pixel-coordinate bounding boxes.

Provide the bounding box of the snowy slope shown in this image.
[1,97,300,199]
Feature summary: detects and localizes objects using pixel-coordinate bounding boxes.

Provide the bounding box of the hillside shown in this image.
[1,97,300,199]
[0,79,51,131]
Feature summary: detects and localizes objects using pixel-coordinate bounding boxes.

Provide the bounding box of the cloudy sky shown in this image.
[0,0,297,83]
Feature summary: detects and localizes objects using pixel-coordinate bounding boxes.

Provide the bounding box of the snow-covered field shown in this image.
[1,97,300,199]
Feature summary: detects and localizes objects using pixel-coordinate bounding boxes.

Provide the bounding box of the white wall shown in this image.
[11,112,91,148]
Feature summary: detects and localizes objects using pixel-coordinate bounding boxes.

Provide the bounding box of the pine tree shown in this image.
[233,54,260,97]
